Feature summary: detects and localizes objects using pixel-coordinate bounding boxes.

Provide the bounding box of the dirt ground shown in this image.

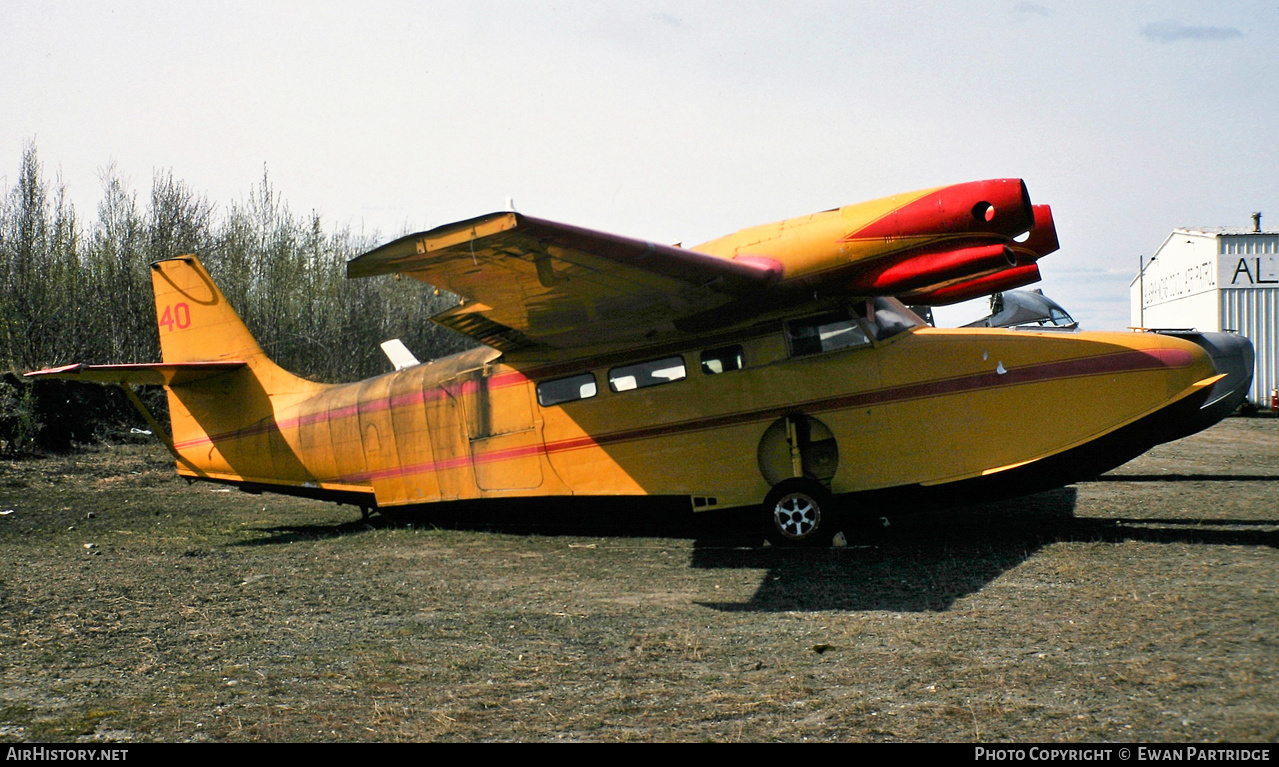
[1,418,1276,743]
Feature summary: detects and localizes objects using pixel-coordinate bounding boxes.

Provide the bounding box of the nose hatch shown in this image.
[1148,331,1255,442]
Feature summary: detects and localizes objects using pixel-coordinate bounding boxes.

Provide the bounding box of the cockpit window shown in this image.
[789,298,923,357]
[1048,308,1074,327]
[701,345,744,374]
[788,311,871,356]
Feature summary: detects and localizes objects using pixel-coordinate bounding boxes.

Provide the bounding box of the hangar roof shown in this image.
[1178,227,1279,236]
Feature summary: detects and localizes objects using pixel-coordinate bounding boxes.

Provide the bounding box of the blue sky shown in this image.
[3,1,1275,329]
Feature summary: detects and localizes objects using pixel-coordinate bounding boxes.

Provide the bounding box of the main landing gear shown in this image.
[762,478,843,547]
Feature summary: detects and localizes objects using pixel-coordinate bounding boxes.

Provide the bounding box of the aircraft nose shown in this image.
[1193,332,1256,410]
[1147,331,1255,441]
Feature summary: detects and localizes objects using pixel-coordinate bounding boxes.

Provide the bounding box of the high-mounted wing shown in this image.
[347,213,782,351]
[349,180,1061,350]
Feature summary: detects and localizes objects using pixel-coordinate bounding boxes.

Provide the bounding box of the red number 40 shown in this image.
[159,303,191,333]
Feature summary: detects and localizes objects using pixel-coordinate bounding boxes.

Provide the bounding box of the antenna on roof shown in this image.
[1252,212,1262,232]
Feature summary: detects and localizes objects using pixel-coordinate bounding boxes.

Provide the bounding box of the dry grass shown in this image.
[0,419,1276,742]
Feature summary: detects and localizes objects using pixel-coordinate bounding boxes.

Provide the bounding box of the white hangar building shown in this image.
[1129,217,1277,407]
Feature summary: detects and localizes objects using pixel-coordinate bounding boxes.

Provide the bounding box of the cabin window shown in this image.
[700,345,744,374]
[608,356,687,392]
[787,311,870,357]
[537,373,598,406]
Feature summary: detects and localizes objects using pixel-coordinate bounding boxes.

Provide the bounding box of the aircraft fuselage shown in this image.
[167,301,1218,516]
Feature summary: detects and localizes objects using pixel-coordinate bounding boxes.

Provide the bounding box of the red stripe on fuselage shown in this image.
[340,346,1196,485]
[172,369,529,450]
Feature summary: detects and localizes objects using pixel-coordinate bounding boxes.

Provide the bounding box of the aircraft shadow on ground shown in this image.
[232,483,1279,613]
[231,495,732,547]
[694,487,1083,613]
[1092,473,1279,483]
[235,485,1277,613]
[695,488,1279,613]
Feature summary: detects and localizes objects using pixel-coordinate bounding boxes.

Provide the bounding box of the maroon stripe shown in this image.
[174,369,531,449]
[326,347,1193,484]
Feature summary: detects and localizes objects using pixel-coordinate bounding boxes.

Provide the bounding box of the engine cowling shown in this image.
[691,178,1058,307]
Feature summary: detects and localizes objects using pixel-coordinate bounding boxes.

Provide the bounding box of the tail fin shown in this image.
[27,257,329,489]
[150,257,325,483]
[155,257,265,364]
[151,256,320,392]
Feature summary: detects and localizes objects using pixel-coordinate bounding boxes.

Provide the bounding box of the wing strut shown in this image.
[116,384,206,477]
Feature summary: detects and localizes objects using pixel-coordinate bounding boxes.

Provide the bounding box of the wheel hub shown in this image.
[773,492,820,539]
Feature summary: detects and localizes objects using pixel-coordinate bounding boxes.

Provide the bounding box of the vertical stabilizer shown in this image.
[152,257,267,365]
[149,256,327,484]
[150,257,319,394]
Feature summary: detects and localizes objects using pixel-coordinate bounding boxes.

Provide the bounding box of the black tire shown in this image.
[762,478,839,547]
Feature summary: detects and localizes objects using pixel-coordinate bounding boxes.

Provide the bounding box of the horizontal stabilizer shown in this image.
[25,361,245,386]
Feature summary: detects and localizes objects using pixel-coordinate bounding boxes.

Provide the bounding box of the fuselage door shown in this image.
[462,367,544,491]
[428,378,472,501]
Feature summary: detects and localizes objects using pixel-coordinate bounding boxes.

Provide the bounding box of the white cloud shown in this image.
[1141,20,1244,42]
[1014,3,1054,18]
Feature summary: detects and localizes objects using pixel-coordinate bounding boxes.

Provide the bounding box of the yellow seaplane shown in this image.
[28,179,1242,545]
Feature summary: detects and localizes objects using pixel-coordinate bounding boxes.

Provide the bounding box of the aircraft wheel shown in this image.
[762,478,839,547]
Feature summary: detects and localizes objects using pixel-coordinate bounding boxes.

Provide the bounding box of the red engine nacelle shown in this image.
[842,183,1057,301]
[848,243,1016,294]
[899,264,1044,306]
[1011,205,1059,264]
[842,178,1036,243]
